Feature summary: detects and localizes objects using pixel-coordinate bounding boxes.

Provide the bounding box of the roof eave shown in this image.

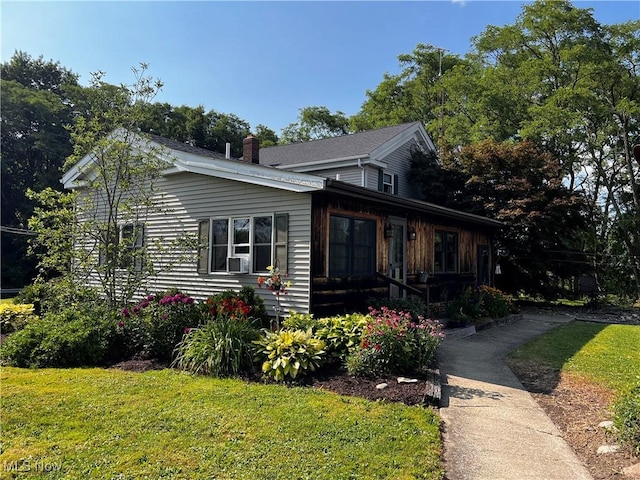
[277,156,387,172]
[324,179,503,228]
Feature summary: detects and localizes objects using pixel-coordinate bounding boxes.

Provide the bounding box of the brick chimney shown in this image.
[243,135,260,164]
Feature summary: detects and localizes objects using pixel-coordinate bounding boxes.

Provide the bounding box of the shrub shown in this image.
[0,303,38,333]
[447,285,515,321]
[282,311,317,331]
[282,312,369,364]
[119,291,203,361]
[172,317,261,377]
[255,329,326,381]
[413,316,446,369]
[346,307,444,377]
[15,278,100,316]
[205,287,268,327]
[613,386,640,456]
[0,306,117,368]
[315,313,369,363]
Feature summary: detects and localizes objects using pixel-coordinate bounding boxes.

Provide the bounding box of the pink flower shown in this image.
[184,327,191,334]
[117,321,125,328]
[121,308,130,317]
[146,294,155,301]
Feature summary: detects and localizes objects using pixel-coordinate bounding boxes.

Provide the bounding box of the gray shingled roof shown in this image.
[259,122,422,166]
[148,133,228,160]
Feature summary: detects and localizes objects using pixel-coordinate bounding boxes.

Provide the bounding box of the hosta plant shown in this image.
[255,329,326,381]
[315,313,369,363]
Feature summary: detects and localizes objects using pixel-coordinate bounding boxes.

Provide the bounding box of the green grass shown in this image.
[508,321,640,393]
[0,367,443,479]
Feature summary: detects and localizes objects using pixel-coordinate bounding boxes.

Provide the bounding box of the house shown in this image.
[62,122,502,316]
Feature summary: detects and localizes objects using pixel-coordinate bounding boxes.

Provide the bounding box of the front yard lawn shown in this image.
[508,321,640,393]
[0,367,443,479]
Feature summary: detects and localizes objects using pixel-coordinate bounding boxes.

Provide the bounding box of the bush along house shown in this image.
[62,122,502,317]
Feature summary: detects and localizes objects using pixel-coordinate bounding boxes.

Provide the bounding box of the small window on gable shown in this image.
[378,170,398,195]
[383,173,394,194]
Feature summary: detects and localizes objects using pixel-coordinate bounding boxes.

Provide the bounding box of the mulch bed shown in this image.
[507,358,639,480]
[109,358,441,406]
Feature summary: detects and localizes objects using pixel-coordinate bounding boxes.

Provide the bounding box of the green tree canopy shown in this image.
[281,106,350,143]
[412,139,589,296]
[1,51,80,288]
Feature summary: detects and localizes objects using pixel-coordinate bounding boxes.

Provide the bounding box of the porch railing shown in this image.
[375,272,435,313]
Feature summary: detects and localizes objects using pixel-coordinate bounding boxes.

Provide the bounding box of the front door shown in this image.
[477,244,490,285]
[388,218,406,299]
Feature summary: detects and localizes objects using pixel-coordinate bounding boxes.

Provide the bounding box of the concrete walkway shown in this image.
[438,313,593,480]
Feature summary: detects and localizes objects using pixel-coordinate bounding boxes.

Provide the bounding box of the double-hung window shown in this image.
[98,223,144,271]
[197,214,288,274]
[329,215,376,277]
[378,170,398,195]
[434,230,458,273]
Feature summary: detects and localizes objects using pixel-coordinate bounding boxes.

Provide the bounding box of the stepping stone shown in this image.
[597,445,620,454]
[397,377,418,384]
[376,383,388,390]
[622,462,640,478]
[598,420,614,429]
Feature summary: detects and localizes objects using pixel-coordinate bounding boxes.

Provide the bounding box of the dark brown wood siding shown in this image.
[310,191,496,316]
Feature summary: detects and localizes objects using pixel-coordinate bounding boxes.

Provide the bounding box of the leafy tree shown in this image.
[0,51,79,288]
[351,44,464,144]
[464,0,640,298]
[460,140,589,296]
[136,104,251,158]
[281,106,350,143]
[203,111,250,157]
[25,187,76,279]
[357,1,639,298]
[412,140,589,296]
[255,124,279,147]
[30,65,195,308]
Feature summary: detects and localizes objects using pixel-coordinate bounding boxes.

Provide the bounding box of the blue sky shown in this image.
[2,1,639,134]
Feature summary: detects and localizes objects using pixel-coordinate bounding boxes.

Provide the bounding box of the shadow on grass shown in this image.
[438,313,611,404]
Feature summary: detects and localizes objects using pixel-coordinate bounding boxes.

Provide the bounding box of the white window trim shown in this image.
[207,214,276,274]
[382,173,395,194]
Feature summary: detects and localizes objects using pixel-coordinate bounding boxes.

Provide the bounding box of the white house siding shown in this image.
[364,165,380,191]
[378,139,423,199]
[318,167,365,187]
[82,171,313,314]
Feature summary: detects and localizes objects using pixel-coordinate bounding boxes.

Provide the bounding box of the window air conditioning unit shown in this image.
[227,257,249,274]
